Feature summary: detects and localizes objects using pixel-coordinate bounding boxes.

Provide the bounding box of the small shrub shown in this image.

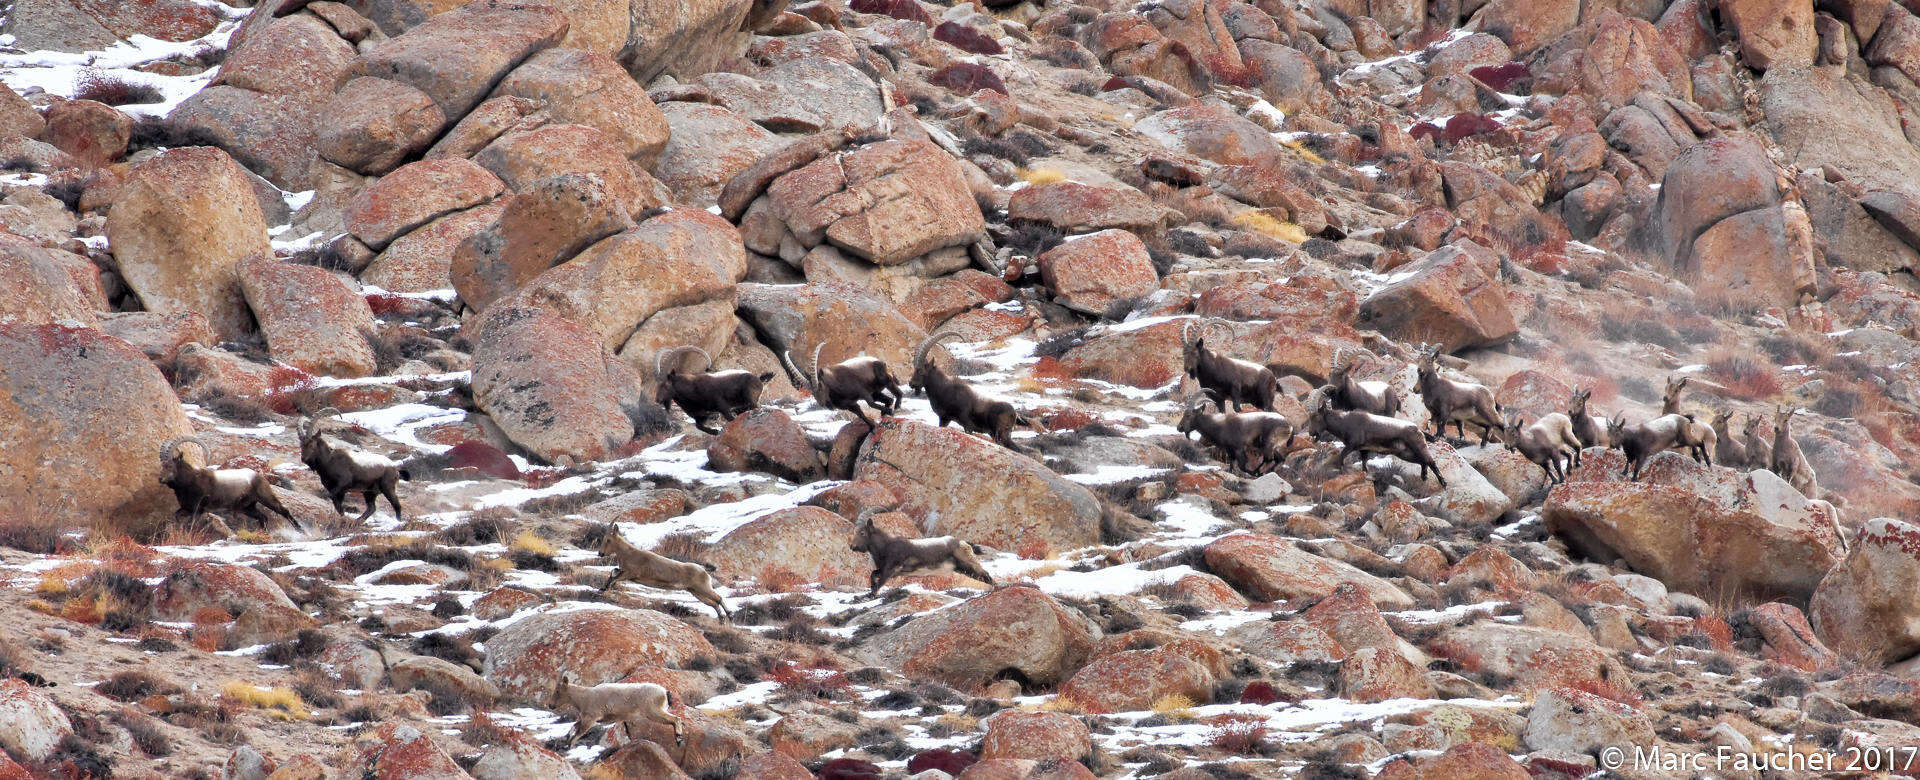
[508,530,555,556]
[962,136,1029,167]
[1017,167,1067,186]
[111,709,172,757]
[933,21,1003,54]
[219,682,309,720]
[97,671,182,702]
[1150,693,1195,720]
[1237,680,1290,705]
[1206,715,1269,755]
[1231,211,1307,243]
[73,70,163,106]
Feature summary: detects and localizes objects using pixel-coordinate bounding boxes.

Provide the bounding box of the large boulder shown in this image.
[704,506,872,590]
[106,147,272,341]
[314,77,447,176]
[154,559,301,621]
[236,255,379,377]
[1,83,45,140]
[470,305,667,463]
[1357,242,1516,353]
[356,722,469,780]
[705,408,824,482]
[344,157,506,251]
[1036,229,1160,315]
[1431,622,1626,692]
[618,0,758,84]
[1058,641,1219,713]
[1524,688,1655,754]
[732,282,927,377]
[858,585,1101,690]
[763,139,986,266]
[1762,67,1920,202]
[1526,10,1690,108]
[1007,181,1175,234]
[356,0,570,119]
[1718,0,1815,70]
[490,47,670,166]
[979,711,1091,761]
[654,103,783,205]
[166,87,324,191]
[0,242,101,327]
[0,323,194,537]
[852,419,1103,557]
[450,173,635,311]
[1648,134,1814,309]
[483,606,716,702]
[0,679,72,763]
[1133,103,1280,166]
[1810,518,1920,667]
[1543,453,1845,603]
[474,123,666,216]
[4,0,217,52]
[361,202,506,293]
[1203,533,1415,608]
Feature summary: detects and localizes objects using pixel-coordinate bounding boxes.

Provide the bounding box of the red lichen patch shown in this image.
[934,22,1003,55]
[1469,62,1531,92]
[1205,714,1269,755]
[1237,680,1292,705]
[446,440,521,480]
[929,63,1008,95]
[849,0,932,23]
[1444,113,1503,142]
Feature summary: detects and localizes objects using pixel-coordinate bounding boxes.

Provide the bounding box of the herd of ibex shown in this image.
[158,407,411,534]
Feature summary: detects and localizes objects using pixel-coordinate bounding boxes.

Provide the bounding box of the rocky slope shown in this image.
[7,0,1920,777]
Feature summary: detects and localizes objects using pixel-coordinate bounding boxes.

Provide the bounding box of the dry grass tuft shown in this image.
[508,531,556,557]
[1231,211,1308,243]
[219,683,309,720]
[1151,693,1196,721]
[1018,167,1067,185]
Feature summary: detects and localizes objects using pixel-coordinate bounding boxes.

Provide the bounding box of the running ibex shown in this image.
[549,674,681,747]
[158,437,292,532]
[780,343,903,426]
[1304,387,1446,486]
[599,527,730,621]
[654,346,774,434]
[910,332,1034,448]
[1177,398,1295,475]
[850,509,996,596]
[299,410,409,522]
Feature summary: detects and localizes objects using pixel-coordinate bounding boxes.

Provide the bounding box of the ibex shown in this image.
[1708,410,1745,469]
[779,343,903,426]
[549,673,681,747]
[654,346,774,434]
[1613,413,1712,480]
[1181,321,1278,412]
[599,527,730,621]
[299,410,409,522]
[850,509,996,596]
[1661,376,1690,415]
[1303,387,1447,486]
[1414,347,1500,443]
[1770,406,1818,498]
[158,437,293,532]
[1741,414,1772,472]
[1567,388,1619,450]
[1176,399,1295,475]
[910,332,1035,448]
[1326,348,1403,418]
[1502,412,1581,483]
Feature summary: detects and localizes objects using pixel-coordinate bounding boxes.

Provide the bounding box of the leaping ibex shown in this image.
[654,346,774,435]
[780,342,904,426]
[299,409,409,522]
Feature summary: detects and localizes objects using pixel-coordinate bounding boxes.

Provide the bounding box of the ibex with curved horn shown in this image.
[654,345,774,435]
[158,437,292,530]
[299,409,409,522]
[780,342,904,426]
[909,331,1035,448]
[1303,387,1447,486]
[1176,397,1296,475]
[1414,346,1500,443]
[850,508,995,597]
[1181,320,1278,412]
[1325,347,1403,418]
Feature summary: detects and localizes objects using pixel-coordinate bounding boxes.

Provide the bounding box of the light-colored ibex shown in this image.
[1708,410,1744,470]
[1741,414,1773,472]
[1770,406,1818,499]
[598,527,730,621]
[1326,348,1403,418]
[1502,412,1581,483]
[549,673,681,747]
[1661,376,1690,415]
[1567,388,1620,450]
[1414,347,1500,443]
[158,437,292,532]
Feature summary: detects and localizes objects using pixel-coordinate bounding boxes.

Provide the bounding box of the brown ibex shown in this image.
[1303,387,1446,486]
[850,509,996,596]
[1414,347,1500,443]
[1326,348,1403,418]
[779,343,903,426]
[910,331,1035,448]
[1708,410,1745,469]
[599,527,730,621]
[549,674,681,747]
[1181,321,1278,412]
[1502,412,1581,483]
[158,437,292,532]
[1661,376,1690,415]
[299,410,409,522]
[1614,413,1712,480]
[1567,388,1619,450]
[1770,406,1818,498]
[1742,414,1773,472]
[1177,399,1296,475]
[654,346,774,435]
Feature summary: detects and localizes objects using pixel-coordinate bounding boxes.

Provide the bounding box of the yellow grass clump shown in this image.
[221,682,310,720]
[1232,211,1309,243]
[509,531,555,556]
[1281,138,1325,163]
[1018,167,1067,185]
[1152,693,1197,720]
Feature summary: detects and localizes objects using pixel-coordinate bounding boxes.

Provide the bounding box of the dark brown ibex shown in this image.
[1502,412,1581,483]
[780,343,903,426]
[1770,406,1818,498]
[1181,321,1278,412]
[850,509,995,597]
[1567,388,1619,450]
[910,332,1035,448]
[599,527,730,621]
[1614,413,1711,480]
[299,410,409,522]
[1414,347,1500,443]
[654,346,774,434]
[1177,399,1295,475]
[158,437,293,533]
[1326,348,1403,418]
[1303,388,1446,486]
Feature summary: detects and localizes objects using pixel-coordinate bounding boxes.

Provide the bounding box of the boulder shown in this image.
[0,679,72,763]
[356,722,469,780]
[1524,687,1654,754]
[236,255,379,377]
[474,123,666,216]
[733,282,927,381]
[450,173,635,312]
[1300,583,1428,666]
[0,242,101,326]
[1,83,47,140]
[705,408,824,482]
[758,57,886,130]
[979,711,1091,761]
[0,323,194,537]
[1133,103,1280,166]
[40,99,130,168]
[1430,621,1627,692]
[1378,742,1530,780]
[597,741,692,780]
[471,740,583,780]
[735,751,814,779]
[1470,0,1581,54]
[853,419,1103,556]
[470,305,666,463]
[482,607,716,702]
[215,14,358,100]
[106,147,272,341]
[424,95,545,161]
[1543,454,1845,603]
[1526,11,1690,108]
[704,506,871,590]
[764,139,986,266]
[1718,0,1816,69]
[390,656,501,704]
[344,157,506,251]
[1202,533,1414,607]
[768,713,861,761]
[1810,518,1920,666]
[654,103,783,205]
[1058,642,1218,712]
[490,47,670,166]
[1357,242,1516,352]
[362,202,506,293]
[155,560,300,621]
[4,0,217,52]
[98,311,215,367]
[1340,646,1436,702]
[617,0,757,84]
[1036,229,1160,315]
[356,0,569,119]
[1007,181,1175,234]
[1747,601,1843,671]
[858,585,1101,690]
[1228,619,1347,665]
[314,77,446,175]
[166,87,322,191]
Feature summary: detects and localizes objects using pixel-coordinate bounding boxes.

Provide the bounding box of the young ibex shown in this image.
[158,437,293,531]
[654,346,774,434]
[850,510,995,596]
[1181,321,1279,412]
[1502,412,1581,483]
[1708,410,1745,469]
[1770,406,1818,498]
[780,343,904,426]
[1414,347,1500,443]
[1176,399,1295,475]
[1613,413,1712,480]
[599,527,730,621]
[1742,414,1773,472]
[1303,388,1446,486]
[1325,348,1403,418]
[299,410,409,522]
[910,332,1034,448]
[549,673,681,747]
[1567,388,1620,450]
[1661,376,1690,415]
